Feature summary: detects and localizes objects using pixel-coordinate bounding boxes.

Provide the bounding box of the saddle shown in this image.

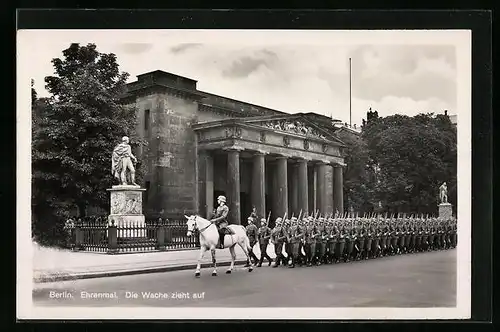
[219,226,235,235]
[217,226,235,249]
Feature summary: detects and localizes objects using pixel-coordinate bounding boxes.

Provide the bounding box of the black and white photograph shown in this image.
[17,28,471,320]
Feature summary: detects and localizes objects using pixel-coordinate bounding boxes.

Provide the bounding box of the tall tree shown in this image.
[340,130,376,213]
[362,113,457,214]
[32,43,145,230]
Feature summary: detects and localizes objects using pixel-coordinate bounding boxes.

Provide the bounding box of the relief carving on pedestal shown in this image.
[304,139,309,150]
[111,192,143,215]
[322,143,329,153]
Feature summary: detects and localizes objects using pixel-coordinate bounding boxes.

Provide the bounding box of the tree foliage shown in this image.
[359,112,457,214]
[32,43,145,245]
[342,132,376,213]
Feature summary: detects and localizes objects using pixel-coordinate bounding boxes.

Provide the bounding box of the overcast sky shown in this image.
[27,30,458,127]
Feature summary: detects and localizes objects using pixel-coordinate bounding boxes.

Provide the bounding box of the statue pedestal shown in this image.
[438,203,453,220]
[107,185,147,238]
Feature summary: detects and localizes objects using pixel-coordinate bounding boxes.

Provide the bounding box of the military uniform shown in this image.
[337,226,347,262]
[305,222,317,266]
[365,225,373,259]
[290,220,304,267]
[316,221,328,264]
[271,218,286,267]
[245,217,259,265]
[326,222,337,263]
[211,198,229,249]
[257,219,273,266]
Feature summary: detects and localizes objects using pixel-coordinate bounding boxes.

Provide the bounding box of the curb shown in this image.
[34,259,250,283]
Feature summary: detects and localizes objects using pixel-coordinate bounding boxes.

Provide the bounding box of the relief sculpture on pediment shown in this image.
[260,120,327,140]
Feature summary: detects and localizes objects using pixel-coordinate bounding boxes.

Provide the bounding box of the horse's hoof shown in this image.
[226,270,232,274]
[212,272,217,276]
[248,267,253,272]
[195,272,200,278]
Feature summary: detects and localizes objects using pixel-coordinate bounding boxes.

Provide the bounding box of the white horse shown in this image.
[185,215,254,277]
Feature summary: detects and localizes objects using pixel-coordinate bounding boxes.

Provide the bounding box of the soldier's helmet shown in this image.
[217,195,226,203]
[260,218,267,225]
[275,217,283,224]
[247,217,254,223]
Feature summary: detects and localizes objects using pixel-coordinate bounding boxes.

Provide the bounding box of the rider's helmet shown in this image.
[217,195,226,203]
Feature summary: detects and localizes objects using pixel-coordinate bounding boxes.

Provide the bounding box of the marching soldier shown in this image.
[283,218,292,265]
[316,218,328,265]
[297,217,308,265]
[257,218,273,267]
[451,218,457,248]
[338,224,347,262]
[365,223,374,260]
[288,218,301,268]
[245,217,259,267]
[271,217,286,267]
[326,219,337,264]
[429,221,436,251]
[305,217,317,266]
[356,222,365,261]
[346,222,356,262]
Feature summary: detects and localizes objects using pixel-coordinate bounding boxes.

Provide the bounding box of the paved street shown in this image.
[33,249,456,307]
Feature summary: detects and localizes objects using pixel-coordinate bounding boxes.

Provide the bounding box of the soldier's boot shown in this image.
[218,234,225,249]
[272,254,281,267]
[288,256,295,268]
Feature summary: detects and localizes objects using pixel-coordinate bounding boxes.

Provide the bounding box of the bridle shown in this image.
[188,215,213,234]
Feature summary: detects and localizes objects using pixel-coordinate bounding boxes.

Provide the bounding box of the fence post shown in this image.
[73,222,83,251]
[157,220,166,251]
[107,222,118,254]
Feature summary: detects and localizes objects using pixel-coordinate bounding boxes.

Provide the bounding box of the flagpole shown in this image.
[349,57,352,127]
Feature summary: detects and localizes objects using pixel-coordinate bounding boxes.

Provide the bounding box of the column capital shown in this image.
[223,146,245,152]
[314,160,330,166]
[253,150,269,156]
[296,157,311,163]
[333,161,347,168]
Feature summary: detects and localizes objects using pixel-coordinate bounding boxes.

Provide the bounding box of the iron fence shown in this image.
[67,216,200,254]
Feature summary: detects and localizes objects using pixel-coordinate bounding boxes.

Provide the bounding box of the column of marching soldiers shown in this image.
[245,210,458,268]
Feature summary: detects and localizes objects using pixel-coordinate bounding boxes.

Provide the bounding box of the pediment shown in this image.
[256,118,328,140]
[241,114,345,146]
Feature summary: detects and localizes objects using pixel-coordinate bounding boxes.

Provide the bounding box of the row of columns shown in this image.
[201,148,344,225]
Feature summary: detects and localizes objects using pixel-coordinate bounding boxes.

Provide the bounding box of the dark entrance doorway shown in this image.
[240,192,251,226]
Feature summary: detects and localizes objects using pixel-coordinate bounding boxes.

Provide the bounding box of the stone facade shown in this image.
[124,70,346,223]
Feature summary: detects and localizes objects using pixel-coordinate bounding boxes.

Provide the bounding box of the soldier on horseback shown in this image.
[210,195,230,249]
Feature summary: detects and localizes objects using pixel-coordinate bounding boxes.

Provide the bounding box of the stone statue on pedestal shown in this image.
[439,182,448,204]
[112,136,138,186]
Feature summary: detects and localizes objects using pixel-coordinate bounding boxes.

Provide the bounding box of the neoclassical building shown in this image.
[123,70,347,225]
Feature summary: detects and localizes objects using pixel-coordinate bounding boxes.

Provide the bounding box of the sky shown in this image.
[26,30,458,127]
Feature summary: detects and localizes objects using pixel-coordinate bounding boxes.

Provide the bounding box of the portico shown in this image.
[193,115,346,226]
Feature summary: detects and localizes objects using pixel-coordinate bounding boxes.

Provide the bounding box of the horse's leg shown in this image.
[239,241,254,272]
[211,247,217,276]
[195,246,206,278]
[226,246,236,274]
